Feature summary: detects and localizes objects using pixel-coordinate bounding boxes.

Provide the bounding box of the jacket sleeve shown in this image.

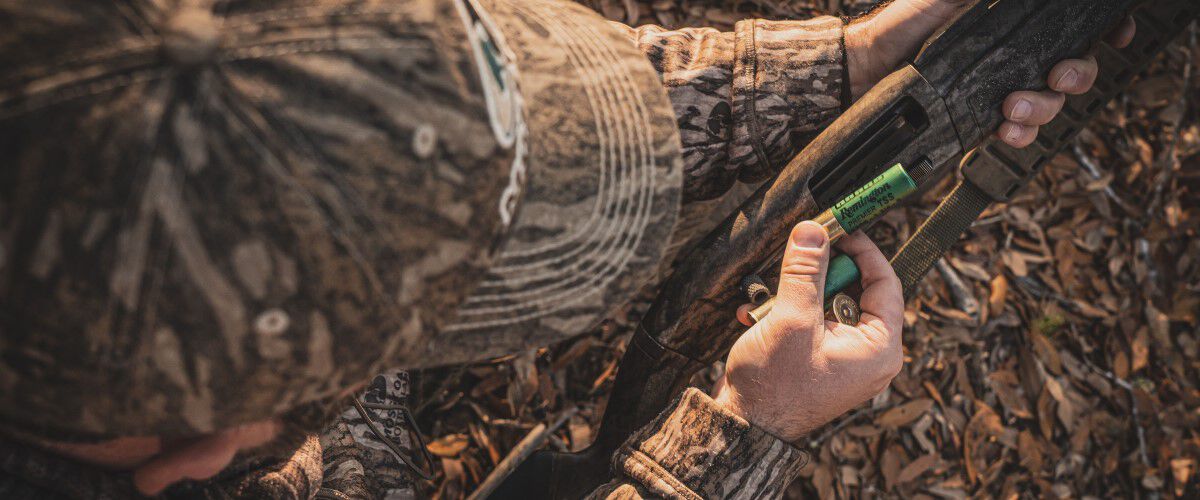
[613,17,848,202]
[585,388,810,499]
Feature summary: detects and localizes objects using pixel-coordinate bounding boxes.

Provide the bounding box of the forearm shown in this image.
[615,18,848,202]
[585,388,808,499]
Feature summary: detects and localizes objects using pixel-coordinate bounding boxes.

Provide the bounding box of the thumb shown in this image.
[772,221,830,328]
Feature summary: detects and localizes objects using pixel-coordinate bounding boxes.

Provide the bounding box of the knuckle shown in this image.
[780,263,822,282]
[780,252,825,278]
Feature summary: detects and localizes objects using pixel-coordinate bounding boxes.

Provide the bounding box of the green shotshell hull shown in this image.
[823,253,861,301]
[830,164,918,233]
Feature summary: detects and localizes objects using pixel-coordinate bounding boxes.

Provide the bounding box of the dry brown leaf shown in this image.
[876,398,935,428]
[1112,348,1130,380]
[437,458,465,499]
[881,445,905,491]
[1029,331,1062,376]
[1017,431,1044,474]
[898,454,938,485]
[812,461,835,500]
[1171,458,1194,497]
[467,421,499,465]
[506,350,539,416]
[1036,379,1057,440]
[1001,250,1029,277]
[1146,302,1172,347]
[1043,377,1084,433]
[427,433,471,458]
[988,371,1033,420]
[568,414,592,452]
[989,274,1008,314]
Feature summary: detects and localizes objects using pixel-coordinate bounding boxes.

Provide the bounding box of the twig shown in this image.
[807,405,887,447]
[467,407,579,500]
[1071,140,1137,214]
[1146,24,1195,219]
[936,258,980,319]
[1077,362,1150,468]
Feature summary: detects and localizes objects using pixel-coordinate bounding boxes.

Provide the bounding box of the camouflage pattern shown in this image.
[439,0,683,364]
[0,432,323,498]
[588,389,809,499]
[0,0,679,441]
[620,16,846,203]
[621,15,848,291]
[319,371,417,500]
[0,0,847,495]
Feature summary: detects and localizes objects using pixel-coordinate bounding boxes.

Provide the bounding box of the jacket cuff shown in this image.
[612,388,809,499]
[731,16,846,183]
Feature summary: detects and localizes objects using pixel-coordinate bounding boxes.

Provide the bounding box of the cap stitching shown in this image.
[452,2,659,323]
[222,5,415,29]
[0,38,428,120]
[468,4,629,266]
[476,18,628,271]
[0,68,171,121]
[218,38,426,62]
[12,6,414,81]
[2,39,161,88]
[465,1,650,277]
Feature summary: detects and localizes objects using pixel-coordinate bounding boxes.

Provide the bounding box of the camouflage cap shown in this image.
[0,0,680,439]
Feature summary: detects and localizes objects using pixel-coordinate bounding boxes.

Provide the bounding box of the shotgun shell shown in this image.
[746,164,918,324]
[826,163,919,239]
[831,293,862,325]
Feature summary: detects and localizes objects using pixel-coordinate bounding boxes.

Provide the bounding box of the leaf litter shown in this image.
[410,2,1200,498]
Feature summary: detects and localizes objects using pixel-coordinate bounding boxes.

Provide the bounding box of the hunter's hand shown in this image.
[844,0,1137,148]
[712,222,904,442]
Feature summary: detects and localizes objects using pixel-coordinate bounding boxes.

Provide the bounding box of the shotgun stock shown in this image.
[493,0,1199,497]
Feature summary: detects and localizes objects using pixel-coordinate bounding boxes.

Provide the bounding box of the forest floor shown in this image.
[414,1,1199,498]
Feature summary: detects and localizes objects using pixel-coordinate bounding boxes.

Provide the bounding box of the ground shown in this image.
[413,1,1200,498]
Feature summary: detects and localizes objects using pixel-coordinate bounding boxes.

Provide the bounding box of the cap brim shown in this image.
[439,0,681,361]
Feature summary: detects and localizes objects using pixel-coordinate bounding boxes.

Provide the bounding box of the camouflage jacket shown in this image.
[0,12,844,500]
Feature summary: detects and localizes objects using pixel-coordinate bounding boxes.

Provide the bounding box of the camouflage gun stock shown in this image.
[494,0,1199,497]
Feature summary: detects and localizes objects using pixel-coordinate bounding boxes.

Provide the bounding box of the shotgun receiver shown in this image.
[494,0,1199,496]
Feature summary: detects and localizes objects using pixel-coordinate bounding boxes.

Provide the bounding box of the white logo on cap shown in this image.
[454,0,526,226]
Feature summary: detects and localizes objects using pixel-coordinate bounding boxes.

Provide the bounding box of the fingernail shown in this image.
[1011,99,1032,121]
[1056,69,1079,91]
[792,221,827,249]
[1006,124,1023,143]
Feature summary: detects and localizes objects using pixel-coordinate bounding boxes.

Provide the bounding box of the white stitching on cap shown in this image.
[218,38,427,62]
[449,1,660,326]
[222,5,410,29]
[0,68,171,121]
[11,4,420,82]
[462,34,644,290]
[4,39,160,86]
[0,38,428,120]
[459,2,633,284]
[469,12,616,270]
[458,1,656,297]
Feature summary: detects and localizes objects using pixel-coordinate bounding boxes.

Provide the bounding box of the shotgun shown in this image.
[493,0,1199,496]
